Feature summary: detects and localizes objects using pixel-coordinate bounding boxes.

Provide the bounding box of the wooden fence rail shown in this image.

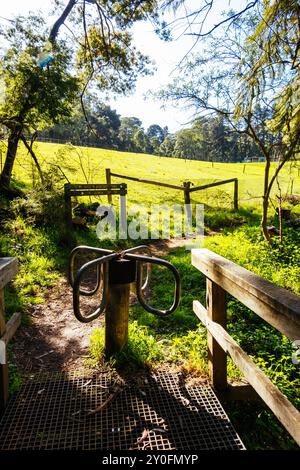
[108,169,183,190]
[106,168,238,209]
[0,258,19,415]
[64,183,127,232]
[189,178,238,210]
[191,248,300,446]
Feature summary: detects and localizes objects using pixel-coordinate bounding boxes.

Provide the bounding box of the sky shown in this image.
[0,0,246,132]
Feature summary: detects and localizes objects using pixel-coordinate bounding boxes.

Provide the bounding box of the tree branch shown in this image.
[49,0,78,44]
[20,133,45,185]
[185,1,259,38]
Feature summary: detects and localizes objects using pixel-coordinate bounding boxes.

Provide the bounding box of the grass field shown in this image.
[6,141,300,209]
[1,141,300,449]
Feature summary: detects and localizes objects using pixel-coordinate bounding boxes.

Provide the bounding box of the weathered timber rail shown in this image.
[64,182,127,231]
[192,248,300,446]
[189,177,238,210]
[106,168,238,209]
[0,258,19,414]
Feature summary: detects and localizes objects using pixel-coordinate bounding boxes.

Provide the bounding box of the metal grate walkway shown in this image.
[0,371,245,450]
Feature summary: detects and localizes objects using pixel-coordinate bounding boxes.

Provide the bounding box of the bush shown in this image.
[204,225,300,294]
[11,189,65,228]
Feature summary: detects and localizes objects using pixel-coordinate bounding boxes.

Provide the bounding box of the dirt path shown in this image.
[12,238,190,373]
[13,278,102,372]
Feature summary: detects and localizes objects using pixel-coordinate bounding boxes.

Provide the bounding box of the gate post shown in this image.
[206,279,227,391]
[183,181,191,205]
[105,258,136,359]
[106,168,112,205]
[64,183,72,231]
[234,179,238,210]
[0,258,18,414]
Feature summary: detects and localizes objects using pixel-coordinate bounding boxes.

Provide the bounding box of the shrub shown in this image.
[11,189,65,228]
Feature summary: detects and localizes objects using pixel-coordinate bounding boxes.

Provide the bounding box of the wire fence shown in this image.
[23,135,109,148]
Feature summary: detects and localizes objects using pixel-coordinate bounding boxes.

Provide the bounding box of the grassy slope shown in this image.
[10,141,300,207]
[1,141,300,449]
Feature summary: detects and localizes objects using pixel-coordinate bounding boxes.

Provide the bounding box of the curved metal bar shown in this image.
[121,245,152,256]
[140,262,151,292]
[70,245,181,322]
[68,245,113,296]
[126,253,181,317]
[122,245,152,292]
[73,252,117,323]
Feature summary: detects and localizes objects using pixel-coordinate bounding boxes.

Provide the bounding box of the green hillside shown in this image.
[9,142,300,208]
[1,141,300,450]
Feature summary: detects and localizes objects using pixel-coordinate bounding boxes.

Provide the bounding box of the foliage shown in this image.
[41,104,172,155]
[156,1,300,241]
[9,141,300,206]
[236,0,300,144]
[205,225,300,294]
[41,99,122,149]
[89,321,164,368]
[1,141,300,448]
[0,15,79,130]
[0,13,80,189]
[0,0,159,189]
[8,360,23,396]
[38,107,268,163]
[77,25,152,95]
[159,133,175,157]
[11,190,65,227]
[0,215,60,311]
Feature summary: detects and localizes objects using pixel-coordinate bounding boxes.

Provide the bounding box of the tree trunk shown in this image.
[0,128,22,190]
[20,134,45,186]
[261,158,271,242]
[261,154,291,243]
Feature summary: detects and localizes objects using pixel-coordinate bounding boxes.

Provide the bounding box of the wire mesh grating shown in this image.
[0,370,245,450]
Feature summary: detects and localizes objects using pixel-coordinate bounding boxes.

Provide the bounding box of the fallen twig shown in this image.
[82,379,92,387]
[35,350,54,360]
[151,427,167,434]
[137,428,149,445]
[91,383,109,389]
[87,385,122,416]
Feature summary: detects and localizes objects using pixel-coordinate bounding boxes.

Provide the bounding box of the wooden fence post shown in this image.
[234,179,238,210]
[106,168,112,204]
[64,184,72,232]
[0,289,8,414]
[206,278,227,391]
[183,181,191,206]
[105,258,135,359]
[105,283,130,359]
[183,181,192,230]
[119,184,127,239]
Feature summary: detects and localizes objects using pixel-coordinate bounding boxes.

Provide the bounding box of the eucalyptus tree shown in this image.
[0,14,79,193]
[157,0,300,241]
[0,0,159,194]
[159,134,175,156]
